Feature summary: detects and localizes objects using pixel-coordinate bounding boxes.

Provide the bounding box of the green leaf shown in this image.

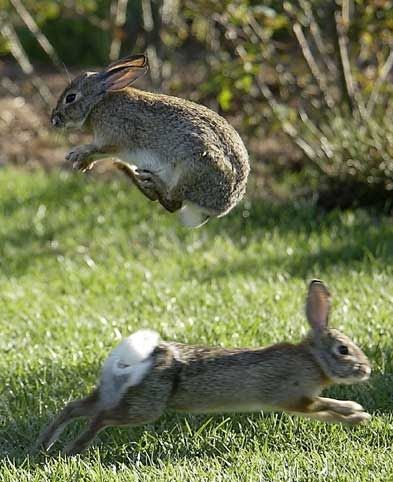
[218,86,233,111]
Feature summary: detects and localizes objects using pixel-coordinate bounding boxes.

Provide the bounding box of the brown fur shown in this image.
[50,54,250,226]
[37,280,371,455]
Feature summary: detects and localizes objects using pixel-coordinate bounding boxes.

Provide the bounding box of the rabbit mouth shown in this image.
[356,364,371,381]
[328,363,371,384]
[51,113,83,130]
[63,119,84,130]
[340,364,371,384]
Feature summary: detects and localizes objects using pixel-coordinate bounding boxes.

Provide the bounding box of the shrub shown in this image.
[184,0,393,207]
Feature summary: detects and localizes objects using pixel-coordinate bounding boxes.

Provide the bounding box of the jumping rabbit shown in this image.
[51,54,250,227]
[38,280,371,455]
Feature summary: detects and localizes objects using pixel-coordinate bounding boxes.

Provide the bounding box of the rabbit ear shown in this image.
[306,280,331,330]
[103,54,148,92]
[106,54,148,73]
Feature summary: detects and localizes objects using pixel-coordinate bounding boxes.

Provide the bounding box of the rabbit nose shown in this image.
[51,113,62,127]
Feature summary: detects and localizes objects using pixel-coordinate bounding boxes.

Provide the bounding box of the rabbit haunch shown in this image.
[115,147,210,228]
[100,329,160,408]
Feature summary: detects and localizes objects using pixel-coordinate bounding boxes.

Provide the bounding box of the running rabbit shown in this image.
[51,54,250,227]
[38,280,371,455]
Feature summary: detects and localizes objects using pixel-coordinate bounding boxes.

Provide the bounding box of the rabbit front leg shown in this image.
[314,397,366,415]
[301,409,370,425]
[310,397,370,424]
[66,144,117,171]
[290,396,370,425]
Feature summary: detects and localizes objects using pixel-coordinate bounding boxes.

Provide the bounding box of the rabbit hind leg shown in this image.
[64,412,111,456]
[115,162,183,212]
[37,390,99,451]
[64,406,164,455]
[134,169,183,212]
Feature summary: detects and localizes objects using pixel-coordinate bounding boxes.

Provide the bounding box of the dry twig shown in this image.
[9,0,63,71]
[109,0,129,62]
[293,22,335,108]
[366,49,393,118]
[0,14,54,107]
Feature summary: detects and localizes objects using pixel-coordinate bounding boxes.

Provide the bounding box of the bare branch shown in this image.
[366,49,393,118]
[0,14,54,107]
[1,77,21,96]
[254,77,319,162]
[141,0,154,32]
[333,1,366,117]
[9,0,63,71]
[215,11,320,164]
[298,0,338,77]
[141,0,161,85]
[161,0,179,25]
[333,8,354,112]
[71,5,110,31]
[293,22,335,108]
[109,0,129,62]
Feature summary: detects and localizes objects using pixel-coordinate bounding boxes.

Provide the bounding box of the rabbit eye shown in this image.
[65,93,76,104]
[337,344,349,355]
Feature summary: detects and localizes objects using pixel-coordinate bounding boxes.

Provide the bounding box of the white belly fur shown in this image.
[118,148,211,228]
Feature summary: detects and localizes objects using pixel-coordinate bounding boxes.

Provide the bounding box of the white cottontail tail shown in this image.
[51,54,250,227]
[38,280,371,455]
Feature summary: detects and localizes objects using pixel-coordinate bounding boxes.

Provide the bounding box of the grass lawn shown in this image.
[0,168,392,481]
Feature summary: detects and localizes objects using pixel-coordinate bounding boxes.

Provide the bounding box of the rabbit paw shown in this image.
[316,397,366,415]
[135,169,166,194]
[329,400,365,415]
[134,169,166,200]
[66,145,96,171]
[342,410,371,425]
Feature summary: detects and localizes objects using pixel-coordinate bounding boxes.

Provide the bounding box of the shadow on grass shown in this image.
[1,351,392,469]
[187,201,393,281]
[0,173,87,276]
[1,172,393,279]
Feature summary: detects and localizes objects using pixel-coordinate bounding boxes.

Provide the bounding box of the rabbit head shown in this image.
[51,54,148,129]
[305,280,371,385]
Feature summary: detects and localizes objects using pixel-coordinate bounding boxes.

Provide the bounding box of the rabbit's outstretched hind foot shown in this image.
[63,414,110,456]
[135,169,167,201]
[113,160,158,201]
[37,391,99,451]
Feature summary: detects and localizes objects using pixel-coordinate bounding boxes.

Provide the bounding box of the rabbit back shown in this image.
[166,343,324,413]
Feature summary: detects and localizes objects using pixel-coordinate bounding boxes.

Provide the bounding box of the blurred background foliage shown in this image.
[0,0,392,209]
